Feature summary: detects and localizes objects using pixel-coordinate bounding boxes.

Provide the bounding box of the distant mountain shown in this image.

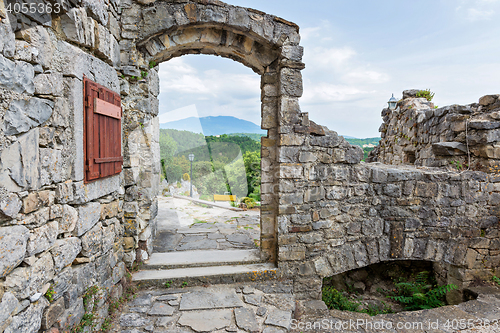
[160,116,266,136]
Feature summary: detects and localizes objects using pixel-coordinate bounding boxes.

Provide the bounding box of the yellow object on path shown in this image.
[213,194,237,202]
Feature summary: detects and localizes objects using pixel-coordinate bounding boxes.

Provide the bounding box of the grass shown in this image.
[322,286,393,316]
[493,276,500,286]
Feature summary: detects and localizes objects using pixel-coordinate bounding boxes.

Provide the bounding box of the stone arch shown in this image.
[119,0,306,262]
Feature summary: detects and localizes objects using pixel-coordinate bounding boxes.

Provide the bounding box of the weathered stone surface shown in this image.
[432,142,467,156]
[26,221,58,256]
[235,307,259,333]
[50,238,82,272]
[178,309,232,332]
[0,193,22,220]
[264,309,292,329]
[120,313,151,327]
[0,293,21,327]
[0,226,30,278]
[74,202,101,236]
[58,205,78,234]
[33,73,63,96]
[179,289,243,310]
[0,55,34,94]
[80,222,103,257]
[148,302,174,316]
[41,297,64,329]
[3,297,48,333]
[0,128,40,192]
[5,252,54,299]
[3,98,53,136]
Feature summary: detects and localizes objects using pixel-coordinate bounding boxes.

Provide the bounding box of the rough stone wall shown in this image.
[276,129,500,300]
[0,0,305,330]
[0,1,137,332]
[373,89,500,172]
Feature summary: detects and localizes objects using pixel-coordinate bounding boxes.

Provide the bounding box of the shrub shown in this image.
[386,271,457,310]
[416,89,435,102]
[182,173,190,181]
[241,197,256,209]
[322,287,360,312]
[176,182,182,188]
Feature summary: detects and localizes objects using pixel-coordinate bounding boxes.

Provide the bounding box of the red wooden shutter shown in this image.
[83,77,123,183]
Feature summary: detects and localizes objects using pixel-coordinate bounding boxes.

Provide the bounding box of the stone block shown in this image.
[60,8,96,48]
[3,297,48,333]
[279,245,305,261]
[26,221,58,256]
[279,164,303,179]
[304,187,325,202]
[4,252,54,299]
[41,297,65,329]
[50,238,82,272]
[33,73,63,96]
[0,226,29,278]
[5,98,52,139]
[0,193,22,221]
[58,205,77,234]
[0,55,34,94]
[81,222,103,257]
[74,202,101,236]
[298,152,317,163]
[310,133,341,147]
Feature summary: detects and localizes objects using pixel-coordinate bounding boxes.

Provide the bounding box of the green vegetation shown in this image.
[72,286,102,332]
[159,129,261,199]
[493,276,500,286]
[416,89,435,101]
[322,286,393,316]
[44,285,56,303]
[149,60,156,68]
[345,137,380,162]
[385,271,457,311]
[228,133,266,141]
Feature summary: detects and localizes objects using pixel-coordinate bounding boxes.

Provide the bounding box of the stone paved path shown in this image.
[113,281,295,333]
[154,197,260,253]
[112,283,500,333]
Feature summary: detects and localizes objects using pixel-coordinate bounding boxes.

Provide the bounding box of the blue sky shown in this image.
[158,0,500,138]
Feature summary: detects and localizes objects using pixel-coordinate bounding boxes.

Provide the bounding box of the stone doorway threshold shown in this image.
[134,196,274,287]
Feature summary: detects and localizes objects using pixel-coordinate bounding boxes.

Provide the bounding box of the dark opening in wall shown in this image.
[404,151,416,164]
[322,261,470,315]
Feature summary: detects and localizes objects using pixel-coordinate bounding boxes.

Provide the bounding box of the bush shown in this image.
[241,197,256,209]
[322,287,360,312]
[386,271,457,310]
[416,89,435,102]
[182,173,190,181]
[176,182,182,188]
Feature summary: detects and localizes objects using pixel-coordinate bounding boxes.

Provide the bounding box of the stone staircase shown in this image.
[132,249,277,288]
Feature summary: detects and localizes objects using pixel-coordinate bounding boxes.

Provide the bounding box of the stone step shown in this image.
[132,263,277,288]
[145,249,264,269]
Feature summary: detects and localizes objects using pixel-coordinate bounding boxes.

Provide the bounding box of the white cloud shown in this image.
[456,0,499,21]
[305,46,356,71]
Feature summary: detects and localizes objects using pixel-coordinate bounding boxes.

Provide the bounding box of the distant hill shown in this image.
[345,137,381,148]
[160,116,266,136]
[228,133,266,141]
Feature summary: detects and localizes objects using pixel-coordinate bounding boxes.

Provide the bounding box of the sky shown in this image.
[158,0,500,138]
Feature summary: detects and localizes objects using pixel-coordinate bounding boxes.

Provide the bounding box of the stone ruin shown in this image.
[0,0,498,331]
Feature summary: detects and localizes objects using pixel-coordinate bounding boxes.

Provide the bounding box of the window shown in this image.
[83,77,123,182]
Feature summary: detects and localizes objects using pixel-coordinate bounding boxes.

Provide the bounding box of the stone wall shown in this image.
[273,92,500,301]
[1,0,499,330]
[0,0,305,331]
[372,89,500,172]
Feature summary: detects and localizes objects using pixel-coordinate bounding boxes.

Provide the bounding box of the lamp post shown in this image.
[388,93,398,110]
[188,153,194,198]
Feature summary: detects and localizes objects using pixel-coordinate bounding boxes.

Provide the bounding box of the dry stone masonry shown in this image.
[0,0,498,331]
